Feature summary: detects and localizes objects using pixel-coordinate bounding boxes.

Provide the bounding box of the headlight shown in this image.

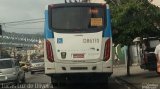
[13,72,16,75]
[5,76,8,80]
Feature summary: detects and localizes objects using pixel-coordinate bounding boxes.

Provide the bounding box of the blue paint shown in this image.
[44,10,54,39]
[57,38,63,44]
[103,9,112,37]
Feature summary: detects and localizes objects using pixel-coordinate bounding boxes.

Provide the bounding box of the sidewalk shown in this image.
[112,65,160,89]
[112,65,148,77]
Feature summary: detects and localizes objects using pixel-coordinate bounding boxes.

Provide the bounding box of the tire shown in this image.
[51,77,58,87]
[99,80,108,89]
[15,76,23,85]
[51,77,65,87]
[31,71,34,75]
[21,75,26,83]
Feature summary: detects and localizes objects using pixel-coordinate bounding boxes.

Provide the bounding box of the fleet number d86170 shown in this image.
[83,38,99,43]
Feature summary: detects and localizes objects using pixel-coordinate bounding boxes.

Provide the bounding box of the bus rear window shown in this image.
[50,7,106,31]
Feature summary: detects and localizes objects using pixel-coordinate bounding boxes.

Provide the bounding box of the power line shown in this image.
[4,20,44,26]
[5,25,43,29]
[1,18,44,24]
[5,27,43,29]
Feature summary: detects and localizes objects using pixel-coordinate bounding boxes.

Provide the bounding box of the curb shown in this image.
[115,77,139,89]
[113,65,140,68]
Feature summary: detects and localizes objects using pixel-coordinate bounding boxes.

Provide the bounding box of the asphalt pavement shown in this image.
[2,65,159,89]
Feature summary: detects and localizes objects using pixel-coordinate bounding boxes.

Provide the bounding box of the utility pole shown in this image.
[0,25,2,58]
[0,25,2,35]
[127,44,131,76]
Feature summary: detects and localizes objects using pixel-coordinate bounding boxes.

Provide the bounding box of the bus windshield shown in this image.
[51,7,106,31]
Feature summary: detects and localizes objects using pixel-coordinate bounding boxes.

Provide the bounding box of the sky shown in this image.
[0,0,64,33]
[1,0,158,34]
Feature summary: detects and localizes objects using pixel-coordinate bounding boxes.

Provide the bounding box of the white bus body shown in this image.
[44,2,113,84]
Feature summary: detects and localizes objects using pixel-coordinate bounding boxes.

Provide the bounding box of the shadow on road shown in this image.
[117,71,160,79]
[52,83,108,89]
[145,74,160,78]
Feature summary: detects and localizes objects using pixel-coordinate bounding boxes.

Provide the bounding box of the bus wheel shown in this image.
[51,77,57,87]
[102,81,108,88]
[51,81,65,87]
[51,77,64,87]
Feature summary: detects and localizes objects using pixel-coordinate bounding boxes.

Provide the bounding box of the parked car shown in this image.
[140,37,160,73]
[0,58,25,84]
[30,59,44,74]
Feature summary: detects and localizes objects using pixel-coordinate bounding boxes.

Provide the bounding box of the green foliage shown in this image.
[30,53,38,60]
[106,0,160,45]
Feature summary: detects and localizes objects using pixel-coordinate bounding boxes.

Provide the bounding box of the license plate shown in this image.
[73,54,84,58]
[36,64,41,67]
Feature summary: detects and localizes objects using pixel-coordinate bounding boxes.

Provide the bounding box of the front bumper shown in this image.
[0,75,17,85]
[45,61,113,74]
[0,79,16,85]
[30,67,45,72]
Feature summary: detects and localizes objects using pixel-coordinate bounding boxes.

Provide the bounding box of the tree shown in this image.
[106,0,160,44]
[106,0,160,76]
[30,53,38,60]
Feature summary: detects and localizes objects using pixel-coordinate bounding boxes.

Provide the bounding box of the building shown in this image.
[149,0,160,7]
[82,0,106,3]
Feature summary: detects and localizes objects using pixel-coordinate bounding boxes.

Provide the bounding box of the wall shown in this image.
[112,44,141,66]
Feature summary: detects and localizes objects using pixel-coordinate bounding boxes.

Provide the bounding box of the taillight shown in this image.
[46,40,54,62]
[101,4,106,8]
[104,39,111,61]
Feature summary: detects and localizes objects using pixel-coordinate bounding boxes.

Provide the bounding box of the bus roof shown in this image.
[48,3,106,8]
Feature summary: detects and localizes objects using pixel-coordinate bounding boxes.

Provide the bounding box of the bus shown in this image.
[44,2,112,86]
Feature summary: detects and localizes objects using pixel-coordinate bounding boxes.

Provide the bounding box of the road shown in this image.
[24,72,131,89]
[1,66,160,89]
[0,71,134,89]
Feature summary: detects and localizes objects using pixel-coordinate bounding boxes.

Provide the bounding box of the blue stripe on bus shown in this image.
[103,9,112,37]
[44,10,54,39]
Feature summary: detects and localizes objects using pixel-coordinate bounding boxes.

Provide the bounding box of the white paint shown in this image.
[150,0,160,7]
[54,32,102,60]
